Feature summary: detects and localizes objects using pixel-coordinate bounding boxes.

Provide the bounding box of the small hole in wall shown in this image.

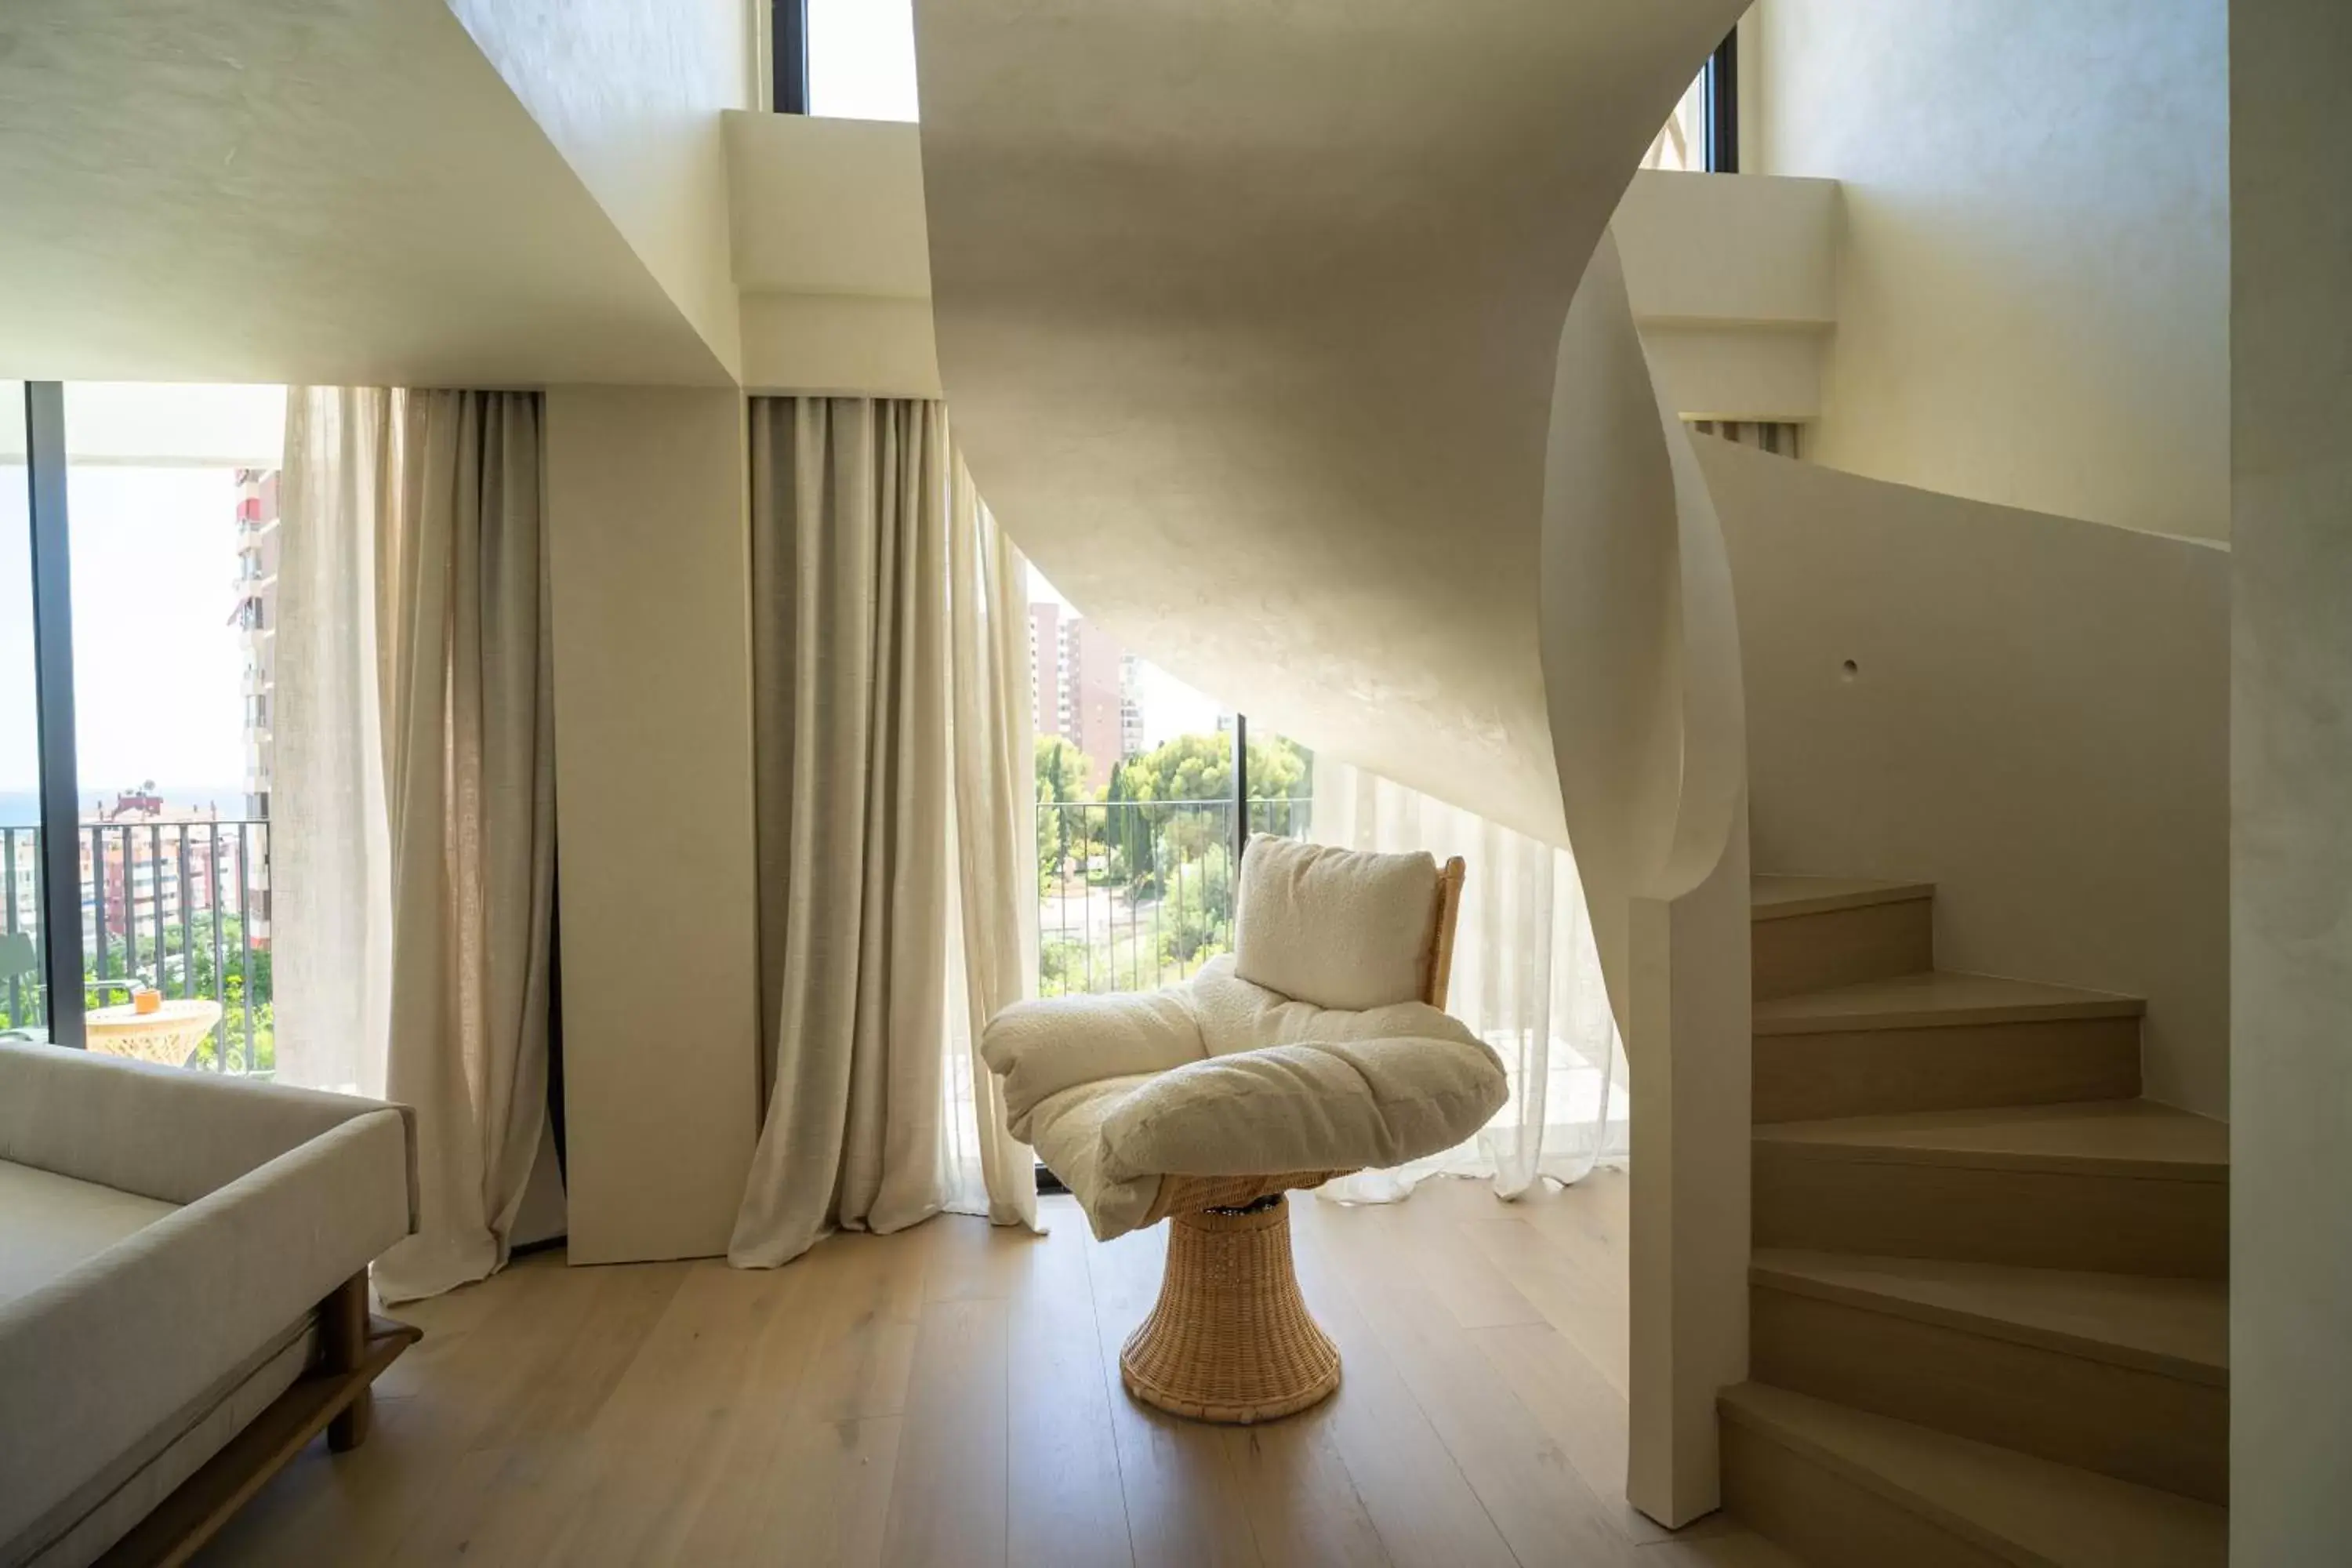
[1839,659,1860,681]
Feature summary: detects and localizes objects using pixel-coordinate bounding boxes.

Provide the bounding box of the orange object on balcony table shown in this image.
[132,987,162,1014]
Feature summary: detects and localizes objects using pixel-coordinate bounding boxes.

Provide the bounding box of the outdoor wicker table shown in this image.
[83,999,224,1068]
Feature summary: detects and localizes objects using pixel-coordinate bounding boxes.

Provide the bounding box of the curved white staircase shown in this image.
[1725,877,2228,1566]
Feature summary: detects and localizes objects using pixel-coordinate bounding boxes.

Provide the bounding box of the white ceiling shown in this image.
[0,2,729,388]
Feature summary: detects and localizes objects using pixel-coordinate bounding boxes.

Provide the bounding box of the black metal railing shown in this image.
[1036,797,1308,996]
[0,819,272,1073]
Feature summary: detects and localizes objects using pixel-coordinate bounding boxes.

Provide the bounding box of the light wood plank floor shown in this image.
[195,1171,1799,1567]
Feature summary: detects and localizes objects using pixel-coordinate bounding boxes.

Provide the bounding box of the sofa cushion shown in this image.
[0,1109,413,1557]
[0,1040,418,1216]
[1232,836,1439,1011]
[9,1313,315,1568]
[0,1163,176,1311]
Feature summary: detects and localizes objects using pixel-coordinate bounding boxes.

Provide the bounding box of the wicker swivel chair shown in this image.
[982,835,1506,1423]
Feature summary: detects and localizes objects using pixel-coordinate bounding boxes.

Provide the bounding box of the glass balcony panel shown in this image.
[61,385,283,1073]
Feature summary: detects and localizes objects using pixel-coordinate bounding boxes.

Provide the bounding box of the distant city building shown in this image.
[79,789,243,954]
[1028,603,1144,788]
[230,470,278,821]
[229,469,277,942]
[1118,652,1145,758]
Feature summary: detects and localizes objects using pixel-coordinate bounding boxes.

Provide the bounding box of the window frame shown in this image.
[19,383,89,1047]
[772,0,809,114]
[1704,29,1739,173]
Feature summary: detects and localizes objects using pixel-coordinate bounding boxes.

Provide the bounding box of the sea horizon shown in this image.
[0,784,253,828]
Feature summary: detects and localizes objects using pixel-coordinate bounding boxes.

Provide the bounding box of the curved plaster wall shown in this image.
[914,3,1754,1524]
[913,0,1748,846]
[1703,438,2229,1118]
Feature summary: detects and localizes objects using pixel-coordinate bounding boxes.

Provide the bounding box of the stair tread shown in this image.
[1755,1100,2227,1181]
[1756,970,2143,1035]
[1752,1249,2227,1385]
[1722,1382,2227,1566]
[1751,874,1935,920]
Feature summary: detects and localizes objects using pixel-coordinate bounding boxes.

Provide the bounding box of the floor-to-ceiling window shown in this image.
[0,383,52,1040]
[774,0,919,120]
[2,382,282,1069]
[1025,564,1311,999]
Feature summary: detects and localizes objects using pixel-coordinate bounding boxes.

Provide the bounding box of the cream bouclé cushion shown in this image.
[1232,835,1439,1011]
[981,950,1508,1242]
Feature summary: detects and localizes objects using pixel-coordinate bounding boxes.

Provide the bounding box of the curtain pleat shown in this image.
[944,463,1042,1229]
[731,396,1040,1268]
[278,387,557,1305]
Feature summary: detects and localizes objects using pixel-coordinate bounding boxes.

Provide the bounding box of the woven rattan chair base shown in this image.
[1119,1196,1341,1425]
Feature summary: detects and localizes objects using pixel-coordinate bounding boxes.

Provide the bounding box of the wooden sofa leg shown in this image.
[324,1271,372,1452]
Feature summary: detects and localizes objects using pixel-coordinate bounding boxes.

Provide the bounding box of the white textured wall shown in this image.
[1758,0,2228,540]
[448,0,750,378]
[2231,0,2352,1555]
[1708,440,2230,1119]
[546,387,761,1265]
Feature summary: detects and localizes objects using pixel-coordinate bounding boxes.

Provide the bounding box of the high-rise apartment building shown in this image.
[230,469,278,821]
[1028,602,1142,788]
[228,468,278,943]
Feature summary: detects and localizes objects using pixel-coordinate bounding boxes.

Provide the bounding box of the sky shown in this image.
[2,385,281,821]
[808,0,920,121]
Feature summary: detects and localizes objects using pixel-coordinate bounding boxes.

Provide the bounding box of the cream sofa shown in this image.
[0,1041,418,1567]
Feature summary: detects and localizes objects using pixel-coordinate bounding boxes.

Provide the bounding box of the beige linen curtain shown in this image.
[1311,759,1628,1201]
[942,461,1040,1226]
[729,397,1038,1269]
[275,392,394,1103]
[276,387,558,1304]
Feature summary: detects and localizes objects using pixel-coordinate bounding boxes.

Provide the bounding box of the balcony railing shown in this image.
[1,819,273,1075]
[1037,797,1308,996]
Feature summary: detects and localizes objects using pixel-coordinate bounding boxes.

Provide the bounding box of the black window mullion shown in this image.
[1229,713,1249,868]
[774,0,810,114]
[1705,29,1740,174]
[23,382,86,1049]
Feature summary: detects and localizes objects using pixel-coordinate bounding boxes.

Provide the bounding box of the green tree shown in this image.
[1103,731,1312,889]
[1163,843,1236,966]
[1035,735,1092,891]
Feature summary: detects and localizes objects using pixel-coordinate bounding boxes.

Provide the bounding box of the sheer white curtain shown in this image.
[729,397,1038,1269]
[1310,758,1628,1201]
[942,461,1042,1227]
[275,387,559,1304]
[274,390,393,1102]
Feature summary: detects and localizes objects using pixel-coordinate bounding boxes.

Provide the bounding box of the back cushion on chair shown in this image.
[1232,836,1440,1011]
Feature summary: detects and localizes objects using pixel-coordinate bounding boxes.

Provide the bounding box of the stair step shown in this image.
[1755,971,2143,1036]
[1751,1250,2227,1384]
[1721,1381,2227,1568]
[1755,972,2143,1123]
[1754,1102,2228,1276]
[1751,1252,2227,1501]
[1755,1101,2224,1178]
[1751,877,1936,1001]
[1752,875,1936,920]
